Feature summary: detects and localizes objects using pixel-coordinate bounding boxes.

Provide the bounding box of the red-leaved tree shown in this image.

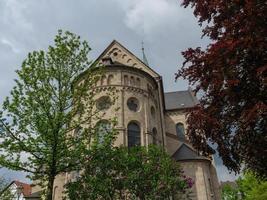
[177,0,267,178]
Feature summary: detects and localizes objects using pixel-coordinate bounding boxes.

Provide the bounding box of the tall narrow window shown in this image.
[107,74,114,85]
[74,126,82,140]
[124,75,129,85]
[127,122,141,147]
[176,123,185,140]
[152,128,157,145]
[96,120,111,144]
[130,76,135,85]
[136,78,141,86]
[101,75,106,85]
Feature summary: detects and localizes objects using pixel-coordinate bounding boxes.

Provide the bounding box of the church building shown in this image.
[32,40,221,200]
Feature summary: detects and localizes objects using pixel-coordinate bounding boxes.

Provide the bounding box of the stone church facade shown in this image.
[32,40,221,200]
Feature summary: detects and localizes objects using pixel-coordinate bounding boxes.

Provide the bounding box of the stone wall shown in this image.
[45,65,220,200]
[92,66,163,147]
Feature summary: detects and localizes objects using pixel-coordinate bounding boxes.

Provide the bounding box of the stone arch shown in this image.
[136,77,141,86]
[127,58,132,63]
[101,75,107,85]
[124,75,129,85]
[107,74,114,85]
[108,48,118,55]
[96,77,101,86]
[130,76,135,86]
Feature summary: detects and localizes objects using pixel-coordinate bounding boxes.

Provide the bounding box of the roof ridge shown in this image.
[93,40,160,77]
[164,90,189,94]
[172,143,209,161]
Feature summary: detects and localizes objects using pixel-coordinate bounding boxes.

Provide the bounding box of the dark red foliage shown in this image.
[177,0,267,178]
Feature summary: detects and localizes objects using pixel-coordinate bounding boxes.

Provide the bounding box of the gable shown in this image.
[94,40,160,78]
[172,143,208,161]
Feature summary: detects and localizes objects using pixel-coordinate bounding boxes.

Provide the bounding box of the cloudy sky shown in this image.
[0,0,237,182]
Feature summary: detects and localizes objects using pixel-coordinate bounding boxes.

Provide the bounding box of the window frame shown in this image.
[127,122,141,148]
[127,97,139,112]
[176,122,185,140]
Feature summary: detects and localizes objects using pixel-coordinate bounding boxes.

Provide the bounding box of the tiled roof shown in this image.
[14,180,32,196]
[164,90,198,110]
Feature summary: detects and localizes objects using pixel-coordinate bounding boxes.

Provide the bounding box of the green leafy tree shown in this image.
[178,0,267,178]
[0,30,104,200]
[0,176,15,200]
[237,172,267,200]
[66,131,193,200]
[221,172,267,200]
[222,184,239,200]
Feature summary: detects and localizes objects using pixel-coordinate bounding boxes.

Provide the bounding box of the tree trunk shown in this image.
[46,175,55,200]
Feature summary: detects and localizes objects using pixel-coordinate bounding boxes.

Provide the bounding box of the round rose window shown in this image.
[127,97,139,112]
[96,96,112,110]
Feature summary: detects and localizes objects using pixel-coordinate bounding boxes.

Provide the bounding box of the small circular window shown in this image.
[127,97,139,112]
[96,96,112,110]
[151,106,155,118]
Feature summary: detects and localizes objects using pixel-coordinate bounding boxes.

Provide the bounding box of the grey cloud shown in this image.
[0,0,235,183]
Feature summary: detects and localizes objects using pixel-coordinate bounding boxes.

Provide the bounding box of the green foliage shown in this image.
[66,131,192,200]
[179,0,267,177]
[246,182,267,200]
[237,172,267,200]
[222,184,239,200]
[222,172,267,200]
[0,30,105,200]
[0,176,15,200]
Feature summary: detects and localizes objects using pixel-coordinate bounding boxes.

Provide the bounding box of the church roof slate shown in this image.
[172,143,209,161]
[164,90,199,110]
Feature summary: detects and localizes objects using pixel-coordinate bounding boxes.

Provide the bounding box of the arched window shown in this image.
[127,122,141,147]
[152,128,157,145]
[96,120,112,144]
[74,126,82,139]
[96,75,101,86]
[136,78,141,86]
[124,75,129,85]
[176,123,185,140]
[107,74,114,85]
[101,75,106,85]
[130,76,135,85]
